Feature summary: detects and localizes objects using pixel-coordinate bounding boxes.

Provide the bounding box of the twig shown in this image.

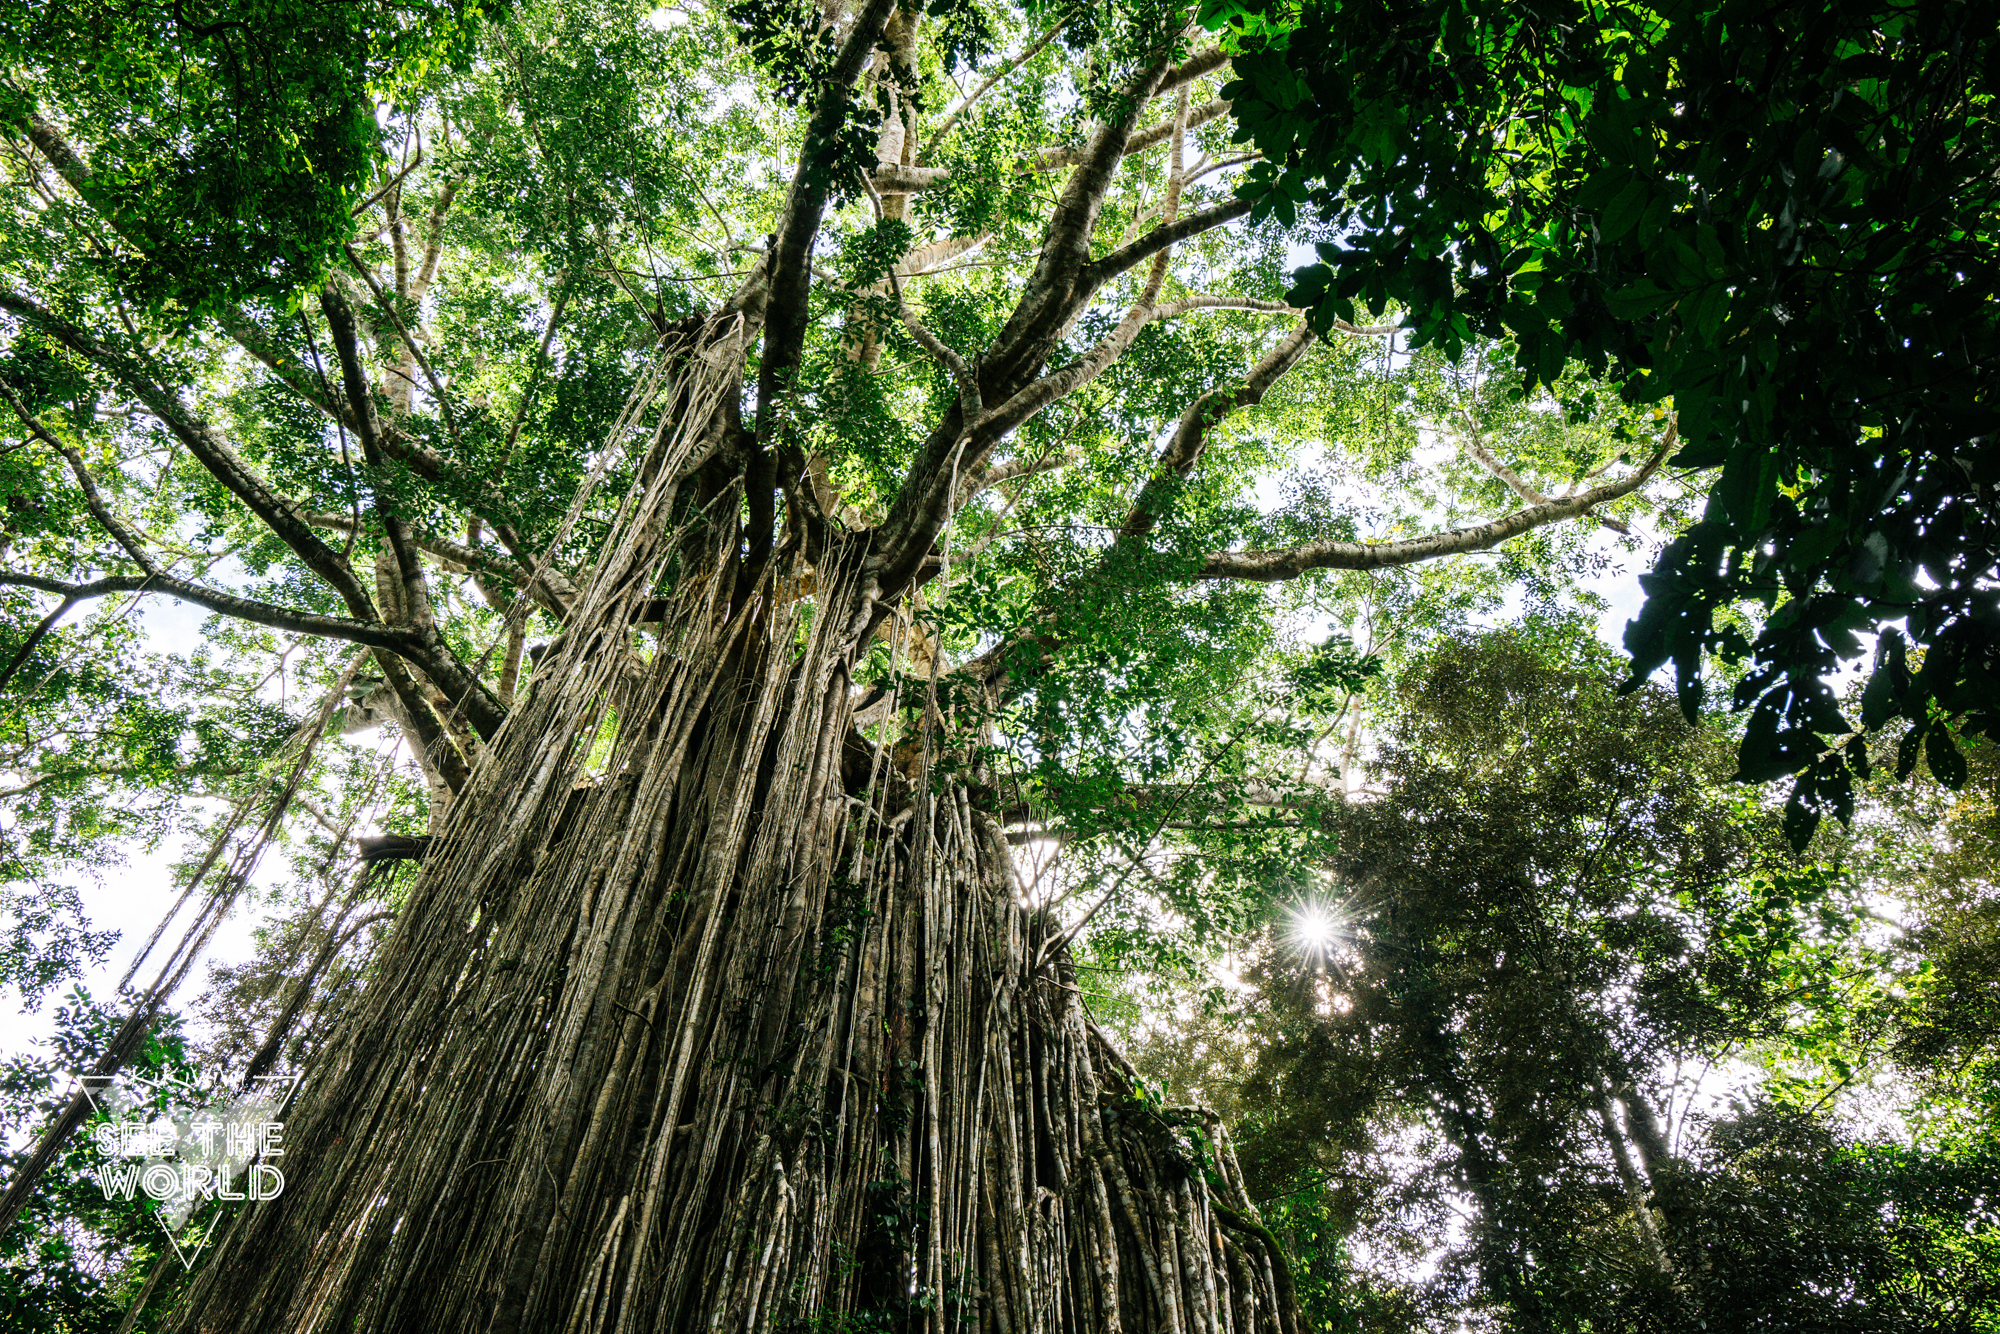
[918,7,1078,163]
[350,152,424,217]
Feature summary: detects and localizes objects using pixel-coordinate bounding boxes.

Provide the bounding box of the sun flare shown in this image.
[1292,907,1337,953]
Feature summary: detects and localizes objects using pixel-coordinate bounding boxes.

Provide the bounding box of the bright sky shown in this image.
[3,596,382,1060]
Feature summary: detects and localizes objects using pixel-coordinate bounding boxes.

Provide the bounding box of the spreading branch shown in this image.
[218,306,352,424]
[304,513,577,619]
[886,268,980,415]
[1160,45,1229,93]
[0,570,423,656]
[1457,414,1633,536]
[1121,321,1316,540]
[0,588,89,694]
[1036,98,1232,170]
[1089,197,1255,287]
[343,247,460,443]
[747,0,901,567]
[322,285,506,739]
[970,452,1078,494]
[918,7,1078,163]
[319,286,435,636]
[867,165,952,194]
[1195,430,1674,582]
[1153,295,1296,320]
[1,384,158,571]
[875,34,1243,592]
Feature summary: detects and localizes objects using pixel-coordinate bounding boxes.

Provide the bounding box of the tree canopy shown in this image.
[0,0,1677,908]
[0,0,1995,1330]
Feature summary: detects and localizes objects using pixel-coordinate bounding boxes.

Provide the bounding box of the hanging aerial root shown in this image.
[166,316,1295,1334]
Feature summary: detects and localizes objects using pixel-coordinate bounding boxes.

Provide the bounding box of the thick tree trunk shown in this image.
[166,328,1293,1334]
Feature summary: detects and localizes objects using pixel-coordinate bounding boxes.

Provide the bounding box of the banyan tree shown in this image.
[0,0,1670,1329]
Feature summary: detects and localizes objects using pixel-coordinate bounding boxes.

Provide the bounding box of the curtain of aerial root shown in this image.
[166,323,1297,1334]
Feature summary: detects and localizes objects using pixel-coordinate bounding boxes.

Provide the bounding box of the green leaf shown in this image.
[1604,278,1673,319]
[1925,729,1968,788]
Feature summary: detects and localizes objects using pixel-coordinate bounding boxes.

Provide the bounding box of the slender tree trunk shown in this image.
[1593,1088,1671,1277]
[166,324,1291,1334]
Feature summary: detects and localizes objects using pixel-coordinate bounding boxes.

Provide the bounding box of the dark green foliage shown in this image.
[1285,632,1378,710]
[925,0,997,76]
[0,0,487,317]
[0,884,112,1012]
[726,0,884,198]
[1212,0,2000,846]
[1660,1108,2000,1333]
[1837,728,2000,1112]
[727,0,849,100]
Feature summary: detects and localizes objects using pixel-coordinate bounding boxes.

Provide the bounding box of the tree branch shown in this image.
[20,110,351,440]
[918,7,1078,163]
[976,44,1182,384]
[322,287,507,741]
[21,111,90,196]
[411,176,460,301]
[503,276,574,461]
[873,38,1209,592]
[342,412,566,615]
[1152,295,1297,320]
[0,384,159,572]
[868,164,952,194]
[0,590,83,694]
[1456,415,1632,535]
[0,571,422,655]
[1160,44,1228,93]
[970,452,1078,494]
[1035,98,1232,171]
[351,153,425,218]
[0,289,383,622]
[217,306,352,423]
[1089,197,1254,286]
[304,513,576,620]
[886,268,980,415]
[750,0,901,568]
[319,286,434,634]
[1195,430,1674,581]
[944,323,1317,702]
[343,246,459,445]
[1121,320,1315,540]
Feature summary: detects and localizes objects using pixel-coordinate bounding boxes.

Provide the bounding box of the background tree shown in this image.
[1117,625,2000,1332]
